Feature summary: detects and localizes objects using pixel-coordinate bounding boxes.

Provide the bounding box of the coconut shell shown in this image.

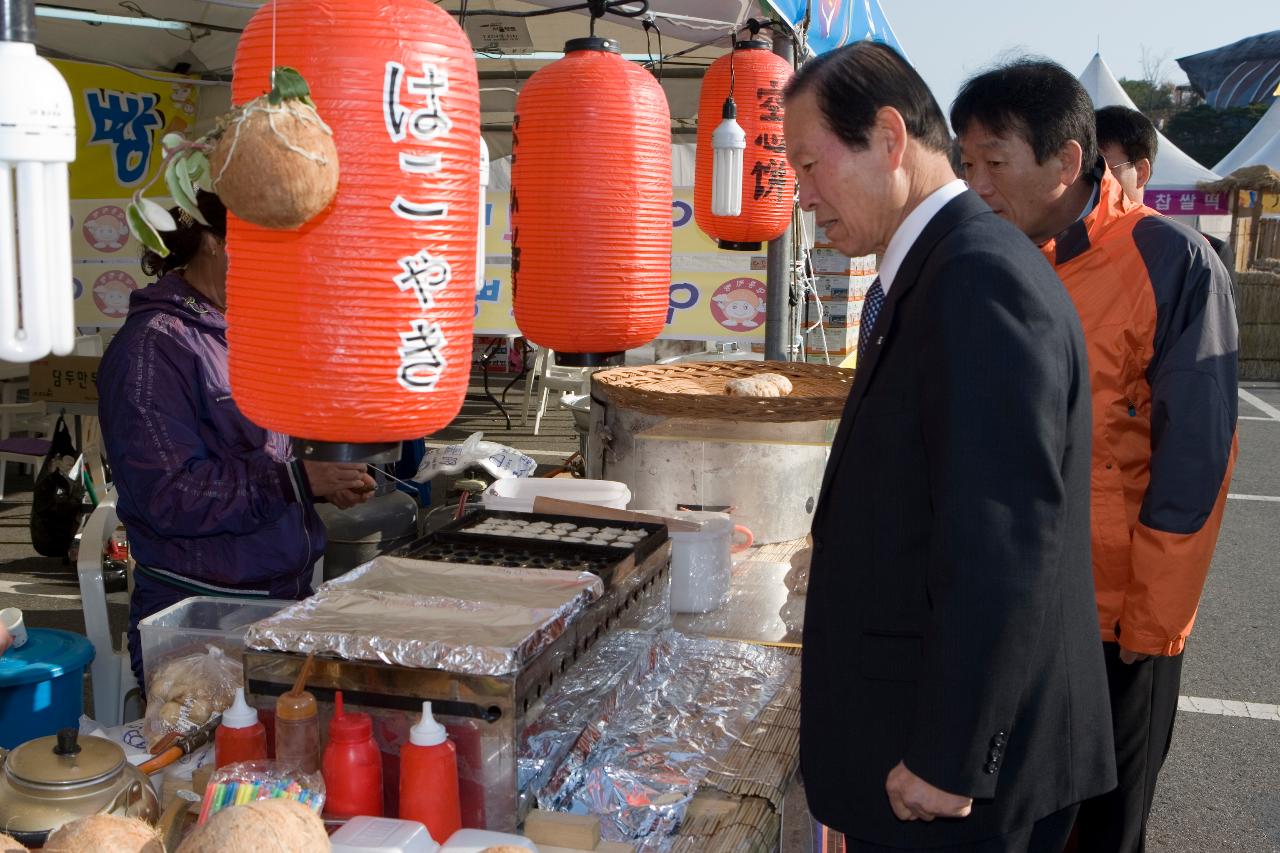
[42,815,163,853]
[0,832,26,853]
[175,799,329,853]
[211,99,339,230]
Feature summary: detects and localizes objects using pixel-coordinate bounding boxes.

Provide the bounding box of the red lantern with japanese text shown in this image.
[227,0,479,458]
[694,41,794,251]
[510,38,672,366]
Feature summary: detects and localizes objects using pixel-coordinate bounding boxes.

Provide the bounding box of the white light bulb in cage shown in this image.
[477,136,489,293]
[710,96,746,217]
[0,1,76,363]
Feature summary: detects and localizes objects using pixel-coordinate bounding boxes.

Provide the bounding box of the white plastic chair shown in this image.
[521,347,591,435]
[77,486,142,726]
[0,401,54,502]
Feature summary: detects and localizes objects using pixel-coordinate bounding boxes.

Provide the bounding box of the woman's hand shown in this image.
[302,461,375,499]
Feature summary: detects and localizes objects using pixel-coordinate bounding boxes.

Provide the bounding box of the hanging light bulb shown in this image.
[477,136,489,293]
[711,96,746,217]
[0,0,76,363]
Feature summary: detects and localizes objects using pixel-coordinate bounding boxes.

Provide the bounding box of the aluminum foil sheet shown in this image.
[245,558,601,675]
[536,631,790,848]
[518,630,659,796]
[323,555,604,609]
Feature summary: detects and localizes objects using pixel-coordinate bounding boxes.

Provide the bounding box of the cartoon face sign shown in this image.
[92,271,139,318]
[710,277,768,331]
[83,205,130,252]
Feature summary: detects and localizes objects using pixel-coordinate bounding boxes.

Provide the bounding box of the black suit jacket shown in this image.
[801,191,1117,846]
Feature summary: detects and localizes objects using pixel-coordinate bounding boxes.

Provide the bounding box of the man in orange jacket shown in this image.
[952,60,1238,853]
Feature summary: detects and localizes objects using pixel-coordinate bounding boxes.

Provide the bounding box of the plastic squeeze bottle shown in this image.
[214,687,268,768]
[399,701,461,842]
[322,691,384,818]
[275,686,321,773]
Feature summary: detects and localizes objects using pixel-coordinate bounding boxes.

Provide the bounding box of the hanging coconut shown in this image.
[208,69,339,229]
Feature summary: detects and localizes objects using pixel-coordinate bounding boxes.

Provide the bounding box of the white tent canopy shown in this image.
[1080,53,1220,189]
[1214,97,1280,174]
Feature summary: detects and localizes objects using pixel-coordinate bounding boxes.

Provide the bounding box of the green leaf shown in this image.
[127,204,169,257]
[138,197,177,233]
[268,66,314,106]
[165,158,208,226]
[161,132,186,153]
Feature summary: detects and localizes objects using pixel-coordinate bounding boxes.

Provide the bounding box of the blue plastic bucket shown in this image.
[0,628,95,749]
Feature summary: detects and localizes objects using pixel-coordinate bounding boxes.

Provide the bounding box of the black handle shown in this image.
[54,728,81,756]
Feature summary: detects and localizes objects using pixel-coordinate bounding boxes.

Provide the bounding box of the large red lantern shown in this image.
[511,38,672,366]
[228,0,479,459]
[694,41,794,251]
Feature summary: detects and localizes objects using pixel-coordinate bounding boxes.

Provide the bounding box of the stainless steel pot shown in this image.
[587,383,838,544]
[0,728,159,846]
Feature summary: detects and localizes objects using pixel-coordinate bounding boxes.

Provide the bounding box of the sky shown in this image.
[883,1,1273,113]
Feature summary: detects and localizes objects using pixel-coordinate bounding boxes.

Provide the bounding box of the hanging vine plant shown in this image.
[127,67,340,256]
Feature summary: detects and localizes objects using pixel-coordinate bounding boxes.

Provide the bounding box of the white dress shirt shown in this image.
[877,179,968,296]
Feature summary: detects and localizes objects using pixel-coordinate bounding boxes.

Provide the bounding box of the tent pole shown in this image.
[764,30,795,361]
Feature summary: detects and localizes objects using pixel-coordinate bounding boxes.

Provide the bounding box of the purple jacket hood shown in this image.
[98,273,323,598]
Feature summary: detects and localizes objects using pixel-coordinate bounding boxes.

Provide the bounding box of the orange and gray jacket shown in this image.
[1040,165,1238,656]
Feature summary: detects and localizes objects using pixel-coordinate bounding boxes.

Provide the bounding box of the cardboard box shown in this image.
[28,356,101,403]
[810,247,878,275]
[812,273,877,301]
[810,247,855,275]
[806,324,857,355]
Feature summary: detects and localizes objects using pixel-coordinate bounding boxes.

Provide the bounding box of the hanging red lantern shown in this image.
[511,38,672,366]
[694,41,795,251]
[228,0,479,458]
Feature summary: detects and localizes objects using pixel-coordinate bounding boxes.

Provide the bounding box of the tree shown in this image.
[1120,79,1174,112]
[1165,102,1271,168]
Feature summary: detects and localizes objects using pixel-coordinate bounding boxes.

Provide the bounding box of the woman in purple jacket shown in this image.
[98,192,374,689]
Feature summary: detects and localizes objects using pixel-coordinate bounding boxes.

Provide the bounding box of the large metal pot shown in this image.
[0,728,159,846]
[587,387,837,544]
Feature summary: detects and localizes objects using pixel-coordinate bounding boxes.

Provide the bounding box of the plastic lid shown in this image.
[330,816,440,853]
[276,687,318,721]
[5,729,125,786]
[0,628,94,688]
[409,701,447,747]
[328,691,373,743]
[221,687,260,729]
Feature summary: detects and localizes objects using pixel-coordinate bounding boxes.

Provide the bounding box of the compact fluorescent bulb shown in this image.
[477,137,489,293]
[1,3,77,362]
[711,96,746,217]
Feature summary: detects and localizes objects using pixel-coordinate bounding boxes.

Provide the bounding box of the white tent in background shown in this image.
[1080,53,1221,188]
[1214,97,1280,174]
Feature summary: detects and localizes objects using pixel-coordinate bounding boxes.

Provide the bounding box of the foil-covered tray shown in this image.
[535,632,791,848]
[245,558,602,676]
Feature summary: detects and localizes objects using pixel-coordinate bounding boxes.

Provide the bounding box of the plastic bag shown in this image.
[144,645,242,749]
[197,760,325,824]
[29,415,86,557]
[413,431,536,482]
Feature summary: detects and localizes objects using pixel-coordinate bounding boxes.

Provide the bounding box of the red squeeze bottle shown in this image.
[399,701,461,842]
[322,691,385,819]
[214,688,268,768]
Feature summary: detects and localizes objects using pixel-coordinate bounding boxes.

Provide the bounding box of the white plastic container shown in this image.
[331,816,440,853]
[481,478,630,514]
[639,510,753,614]
[441,828,538,852]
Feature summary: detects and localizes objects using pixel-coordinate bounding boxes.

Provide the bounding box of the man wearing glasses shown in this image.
[953,61,1239,853]
[1096,105,1236,273]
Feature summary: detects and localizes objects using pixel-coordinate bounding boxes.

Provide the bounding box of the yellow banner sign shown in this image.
[477,190,771,341]
[53,58,200,199]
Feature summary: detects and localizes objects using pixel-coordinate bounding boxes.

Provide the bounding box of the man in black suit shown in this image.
[785,43,1116,852]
